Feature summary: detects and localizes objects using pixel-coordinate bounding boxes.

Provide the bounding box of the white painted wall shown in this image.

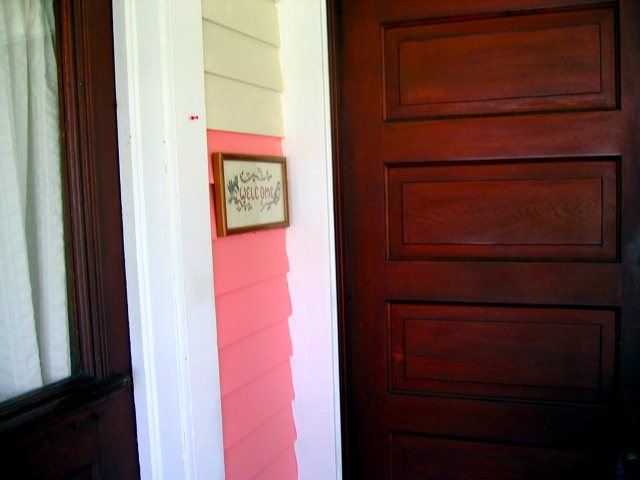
[202,0,285,137]
[112,1,225,478]
[113,0,340,478]
[279,1,342,479]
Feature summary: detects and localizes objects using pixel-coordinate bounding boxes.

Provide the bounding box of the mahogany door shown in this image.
[0,1,140,478]
[331,0,640,478]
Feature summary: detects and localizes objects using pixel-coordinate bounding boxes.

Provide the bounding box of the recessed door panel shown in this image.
[383,7,617,119]
[387,159,618,260]
[390,303,616,403]
[392,435,592,480]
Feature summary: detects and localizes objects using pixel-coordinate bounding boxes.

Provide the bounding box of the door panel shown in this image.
[387,159,618,260]
[390,304,616,403]
[383,7,617,120]
[332,0,640,478]
[392,435,592,480]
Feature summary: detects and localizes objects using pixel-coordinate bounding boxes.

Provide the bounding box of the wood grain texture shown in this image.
[391,304,616,402]
[404,178,603,243]
[382,0,608,23]
[331,0,638,478]
[381,111,621,162]
[1,1,139,477]
[384,8,617,119]
[388,159,618,260]
[392,435,592,480]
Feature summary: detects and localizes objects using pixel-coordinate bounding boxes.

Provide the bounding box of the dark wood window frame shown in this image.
[0,1,139,477]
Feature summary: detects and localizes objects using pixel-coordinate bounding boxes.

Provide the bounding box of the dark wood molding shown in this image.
[56,0,117,379]
[0,376,137,479]
[0,375,131,439]
[619,0,640,450]
[326,0,351,478]
[1,0,139,476]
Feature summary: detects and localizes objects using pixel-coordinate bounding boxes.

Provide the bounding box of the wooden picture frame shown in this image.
[212,152,290,236]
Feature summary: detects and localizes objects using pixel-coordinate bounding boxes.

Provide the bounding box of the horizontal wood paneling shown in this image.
[392,434,591,480]
[390,304,616,403]
[383,7,617,119]
[215,276,292,347]
[382,262,621,306]
[387,394,610,449]
[254,446,298,480]
[202,0,280,46]
[221,361,295,447]
[205,73,284,137]
[218,319,293,396]
[211,228,289,294]
[224,405,297,480]
[382,0,608,24]
[335,1,638,476]
[208,130,296,478]
[202,22,283,91]
[404,178,602,243]
[202,0,284,137]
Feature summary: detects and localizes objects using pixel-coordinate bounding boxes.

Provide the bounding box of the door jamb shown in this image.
[112,1,225,478]
[326,0,352,477]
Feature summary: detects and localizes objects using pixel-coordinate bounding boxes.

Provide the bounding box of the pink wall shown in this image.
[207,130,298,480]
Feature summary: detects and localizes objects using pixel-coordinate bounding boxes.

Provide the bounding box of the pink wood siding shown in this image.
[254,446,298,480]
[208,130,297,480]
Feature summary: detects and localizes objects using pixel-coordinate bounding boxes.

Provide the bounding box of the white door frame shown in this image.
[279,1,343,478]
[112,1,225,478]
[112,0,344,478]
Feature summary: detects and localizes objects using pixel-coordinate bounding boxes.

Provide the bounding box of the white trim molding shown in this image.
[279,0,342,478]
[112,1,225,478]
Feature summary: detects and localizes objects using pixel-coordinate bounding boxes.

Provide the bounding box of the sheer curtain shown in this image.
[0,0,70,401]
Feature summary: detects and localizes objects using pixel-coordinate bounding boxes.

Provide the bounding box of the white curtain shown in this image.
[0,0,70,401]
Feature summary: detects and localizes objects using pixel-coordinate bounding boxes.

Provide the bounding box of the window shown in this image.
[0,1,139,477]
[0,0,72,404]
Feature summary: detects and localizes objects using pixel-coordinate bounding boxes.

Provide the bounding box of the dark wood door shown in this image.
[0,1,140,478]
[331,0,640,478]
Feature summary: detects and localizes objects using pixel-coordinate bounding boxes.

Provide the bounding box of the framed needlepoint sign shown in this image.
[212,152,290,236]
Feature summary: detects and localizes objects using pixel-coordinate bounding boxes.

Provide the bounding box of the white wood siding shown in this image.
[205,74,284,137]
[202,0,284,137]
